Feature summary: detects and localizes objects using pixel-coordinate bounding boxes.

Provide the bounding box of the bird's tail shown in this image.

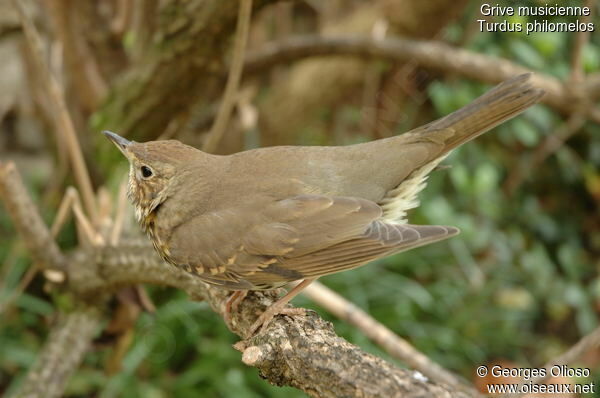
[413,73,545,152]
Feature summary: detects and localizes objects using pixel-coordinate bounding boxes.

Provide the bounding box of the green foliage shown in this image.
[68,295,304,398]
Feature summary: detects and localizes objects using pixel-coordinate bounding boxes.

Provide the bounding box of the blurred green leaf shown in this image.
[508,41,545,69]
[16,294,54,316]
[511,118,540,147]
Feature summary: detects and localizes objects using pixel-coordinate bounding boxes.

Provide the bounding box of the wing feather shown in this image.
[165,195,382,288]
[165,195,458,288]
[273,223,459,279]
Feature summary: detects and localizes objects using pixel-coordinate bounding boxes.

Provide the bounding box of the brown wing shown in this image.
[166,195,458,289]
[165,195,383,289]
[264,222,459,281]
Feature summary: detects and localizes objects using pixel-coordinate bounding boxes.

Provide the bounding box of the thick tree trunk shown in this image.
[97,0,281,143]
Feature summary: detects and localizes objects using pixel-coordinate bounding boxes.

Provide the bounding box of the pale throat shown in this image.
[127,164,166,228]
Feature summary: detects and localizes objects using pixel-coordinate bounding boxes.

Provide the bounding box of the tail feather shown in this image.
[413,73,545,152]
[378,73,544,224]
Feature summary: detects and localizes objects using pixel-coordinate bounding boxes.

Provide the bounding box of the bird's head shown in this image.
[103,130,197,222]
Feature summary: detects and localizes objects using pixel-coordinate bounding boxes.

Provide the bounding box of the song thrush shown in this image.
[104,73,544,337]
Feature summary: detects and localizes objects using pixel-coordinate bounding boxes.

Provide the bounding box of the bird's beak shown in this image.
[103,130,132,158]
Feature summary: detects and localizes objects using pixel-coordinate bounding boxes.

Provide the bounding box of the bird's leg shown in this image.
[224,290,248,329]
[247,278,316,338]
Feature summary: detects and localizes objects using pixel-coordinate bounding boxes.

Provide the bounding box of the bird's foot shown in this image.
[246,304,306,339]
[244,279,316,339]
[224,290,248,331]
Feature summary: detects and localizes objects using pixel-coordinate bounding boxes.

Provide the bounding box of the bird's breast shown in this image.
[140,209,176,267]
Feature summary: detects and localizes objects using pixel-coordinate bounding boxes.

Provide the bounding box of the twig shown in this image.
[504,111,586,194]
[0,241,21,290]
[110,178,129,245]
[243,35,600,123]
[0,162,66,272]
[302,281,481,397]
[10,0,98,222]
[0,264,37,316]
[45,0,108,110]
[129,0,158,61]
[0,180,86,316]
[202,0,253,153]
[50,186,77,238]
[10,305,104,398]
[530,112,587,168]
[360,19,387,138]
[569,0,594,85]
[503,0,591,194]
[0,242,28,316]
[50,186,104,246]
[111,0,134,36]
[504,325,600,398]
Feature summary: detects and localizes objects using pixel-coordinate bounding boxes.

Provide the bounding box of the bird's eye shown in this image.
[141,166,153,178]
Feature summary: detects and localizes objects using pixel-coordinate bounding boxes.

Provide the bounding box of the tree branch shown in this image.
[203,0,252,153]
[98,0,286,142]
[244,35,600,122]
[69,242,475,398]
[503,111,587,194]
[568,0,594,85]
[0,162,66,272]
[505,324,600,398]
[11,0,98,221]
[45,0,108,111]
[11,305,103,398]
[302,281,479,396]
[237,312,471,398]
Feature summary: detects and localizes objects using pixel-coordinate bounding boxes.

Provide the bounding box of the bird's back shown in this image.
[223,74,543,215]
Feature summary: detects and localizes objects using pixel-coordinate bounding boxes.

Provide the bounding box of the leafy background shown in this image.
[1,0,599,396]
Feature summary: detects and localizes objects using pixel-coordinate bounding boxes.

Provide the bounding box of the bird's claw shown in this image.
[224,290,248,331]
[246,306,306,339]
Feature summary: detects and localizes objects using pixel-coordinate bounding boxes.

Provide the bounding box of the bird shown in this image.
[104,73,544,337]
